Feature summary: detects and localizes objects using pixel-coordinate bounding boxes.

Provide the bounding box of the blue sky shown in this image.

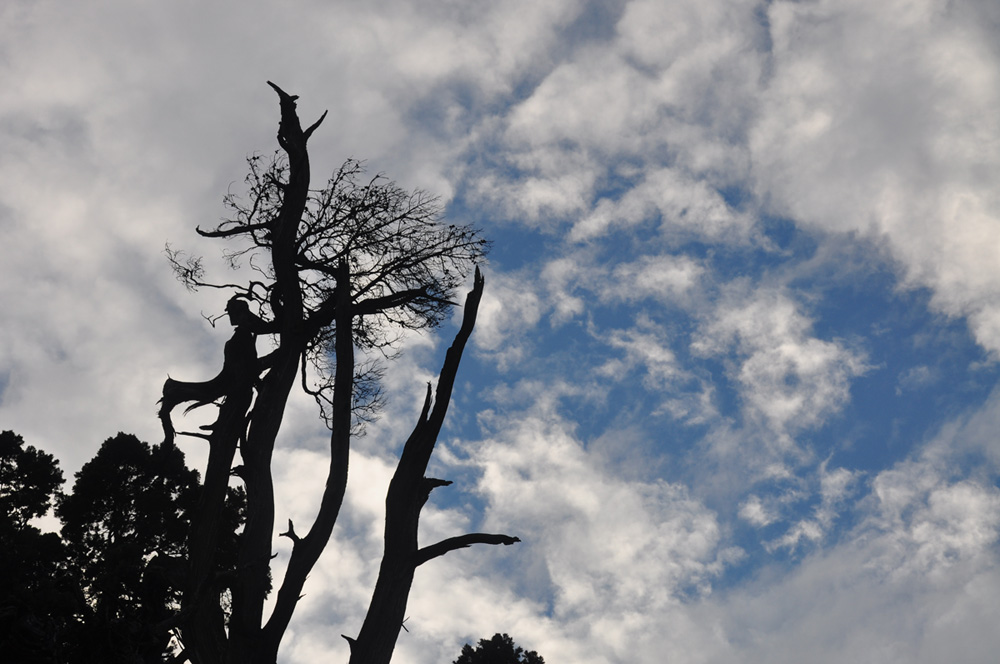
[3,1,1000,662]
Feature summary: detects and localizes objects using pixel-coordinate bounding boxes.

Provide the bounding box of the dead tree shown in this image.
[159,83,516,664]
[346,268,519,664]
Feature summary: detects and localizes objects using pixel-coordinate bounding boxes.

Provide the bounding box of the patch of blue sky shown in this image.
[437,169,1000,591]
[559,0,624,46]
[826,326,996,470]
[759,213,817,256]
[797,253,998,474]
[707,221,817,284]
[698,253,1000,588]
[709,476,866,590]
[483,227,556,273]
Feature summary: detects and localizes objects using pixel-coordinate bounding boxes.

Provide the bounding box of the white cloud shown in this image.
[895,364,936,394]
[703,394,1000,662]
[738,495,774,527]
[464,398,741,661]
[472,270,545,370]
[693,287,869,440]
[466,0,763,229]
[767,464,862,552]
[539,254,589,324]
[751,0,1000,352]
[269,386,1000,664]
[604,254,704,303]
[600,316,685,389]
[572,167,754,242]
[869,464,1000,580]
[706,541,1000,664]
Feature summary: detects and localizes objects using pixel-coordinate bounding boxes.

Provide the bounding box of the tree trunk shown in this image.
[348,269,518,664]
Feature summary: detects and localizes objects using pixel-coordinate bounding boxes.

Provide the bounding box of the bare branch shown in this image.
[304,110,329,139]
[175,430,212,442]
[280,519,301,544]
[414,534,521,567]
[196,220,271,238]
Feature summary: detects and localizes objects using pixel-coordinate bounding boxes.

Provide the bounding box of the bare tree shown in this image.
[159,82,517,664]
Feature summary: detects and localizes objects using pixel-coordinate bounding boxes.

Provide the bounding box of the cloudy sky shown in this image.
[3,0,1000,662]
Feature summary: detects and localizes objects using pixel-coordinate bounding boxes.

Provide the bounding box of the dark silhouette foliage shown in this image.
[454,633,545,664]
[58,433,200,578]
[57,433,203,662]
[0,431,244,663]
[0,429,63,527]
[0,430,76,663]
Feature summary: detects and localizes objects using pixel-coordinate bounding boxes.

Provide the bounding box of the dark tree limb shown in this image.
[260,260,354,661]
[157,311,259,445]
[175,430,213,442]
[221,83,326,664]
[414,534,521,567]
[196,220,271,238]
[304,110,329,140]
[354,287,455,316]
[422,477,452,492]
[347,269,517,664]
[180,379,253,664]
[279,519,301,544]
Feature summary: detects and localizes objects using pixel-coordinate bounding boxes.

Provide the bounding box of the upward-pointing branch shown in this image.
[347,268,517,664]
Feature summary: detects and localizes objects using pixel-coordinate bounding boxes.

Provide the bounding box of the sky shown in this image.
[2,0,1000,662]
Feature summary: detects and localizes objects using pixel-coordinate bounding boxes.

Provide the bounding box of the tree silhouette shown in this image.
[0,430,75,663]
[2,431,242,663]
[0,430,63,528]
[454,633,545,664]
[57,433,239,662]
[159,82,516,664]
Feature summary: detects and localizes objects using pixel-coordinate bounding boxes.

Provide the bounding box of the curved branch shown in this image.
[197,221,271,238]
[353,287,455,317]
[414,534,521,567]
[304,110,329,140]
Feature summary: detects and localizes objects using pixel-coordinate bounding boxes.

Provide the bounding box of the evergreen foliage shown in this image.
[454,633,545,664]
[0,431,243,663]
